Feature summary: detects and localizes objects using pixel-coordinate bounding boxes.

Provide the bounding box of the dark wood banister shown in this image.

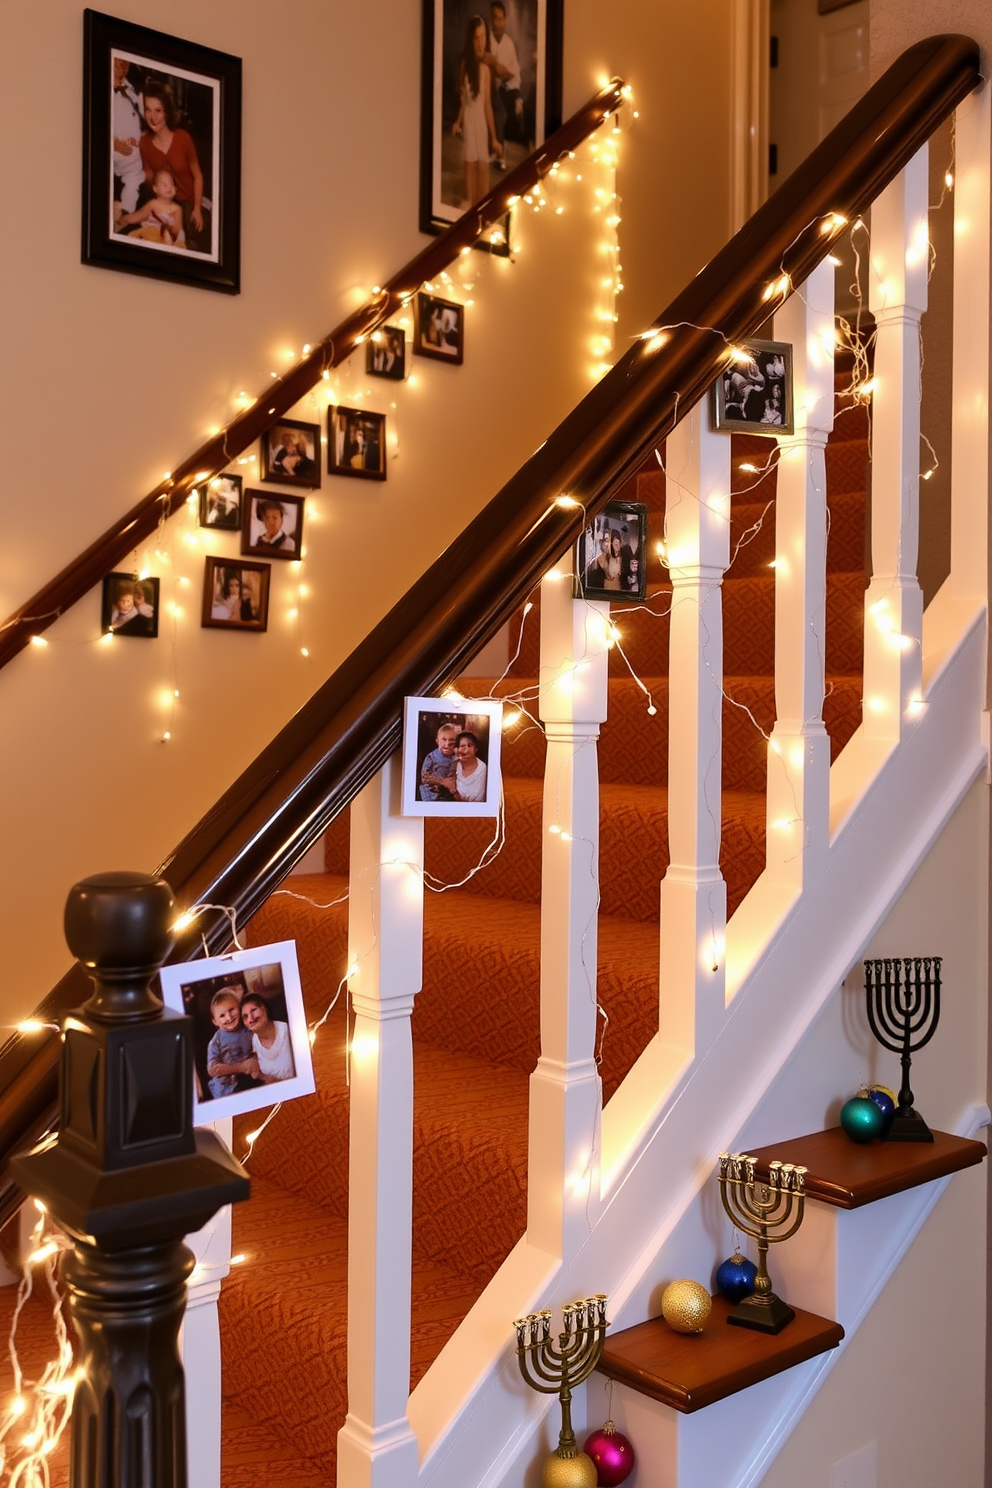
[0,36,980,1228]
[0,79,626,672]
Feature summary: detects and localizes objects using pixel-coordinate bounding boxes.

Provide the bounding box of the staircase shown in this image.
[217,377,871,1484]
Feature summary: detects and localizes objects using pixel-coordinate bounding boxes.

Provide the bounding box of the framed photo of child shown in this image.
[366,326,406,381]
[259,419,322,489]
[201,557,270,631]
[401,696,503,817]
[198,473,242,530]
[82,10,242,293]
[159,941,315,1122]
[711,338,795,436]
[328,407,387,481]
[241,492,304,559]
[414,293,464,364]
[574,501,648,603]
[101,572,160,637]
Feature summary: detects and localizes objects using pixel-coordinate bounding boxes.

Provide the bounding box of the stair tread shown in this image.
[747,1125,987,1208]
[597,1296,844,1413]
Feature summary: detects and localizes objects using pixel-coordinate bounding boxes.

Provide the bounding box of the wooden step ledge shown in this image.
[747,1126,986,1209]
[597,1297,843,1413]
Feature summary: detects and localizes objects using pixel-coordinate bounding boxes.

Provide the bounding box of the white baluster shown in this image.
[949,92,991,603]
[864,145,928,735]
[183,1121,233,1488]
[766,260,834,885]
[660,405,731,1055]
[530,566,609,1259]
[337,755,423,1488]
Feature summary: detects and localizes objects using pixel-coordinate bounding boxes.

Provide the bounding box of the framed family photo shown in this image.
[201,557,270,631]
[198,473,242,530]
[241,492,304,559]
[101,572,160,636]
[415,292,464,363]
[574,501,648,603]
[419,0,563,239]
[366,326,407,381]
[401,696,503,817]
[159,941,315,1123]
[712,338,795,436]
[82,9,242,292]
[259,419,321,489]
[328,407,387,481]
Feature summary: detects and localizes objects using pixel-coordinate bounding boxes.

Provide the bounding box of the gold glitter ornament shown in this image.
[661,1279,712,1334]
[541,1449,599,1488]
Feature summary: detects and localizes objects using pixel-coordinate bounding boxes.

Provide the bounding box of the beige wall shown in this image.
[0,1,738,1018]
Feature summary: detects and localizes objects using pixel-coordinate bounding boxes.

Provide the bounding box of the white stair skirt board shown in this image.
[409,599,988,1488]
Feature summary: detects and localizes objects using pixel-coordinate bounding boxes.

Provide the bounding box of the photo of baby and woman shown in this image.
[101,572,160,637]
[159,941,315,1122]
[713,338,794,435]
[110,49,219,261]
[574,501,648,603]
[401,696,503,817]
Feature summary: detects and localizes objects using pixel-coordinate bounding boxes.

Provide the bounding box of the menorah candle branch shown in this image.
[514,1296,609,1487]
[718,1155,806,1335]
[864,956,941,1142]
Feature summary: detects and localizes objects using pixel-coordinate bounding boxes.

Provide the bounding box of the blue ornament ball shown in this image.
[715,1251,758,1303]
[866,1086,896,1125]
[840,1094,885,1144]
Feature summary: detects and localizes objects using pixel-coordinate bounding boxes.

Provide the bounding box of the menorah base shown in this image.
[726,1292,795,1335]
[886,1106,934,1143]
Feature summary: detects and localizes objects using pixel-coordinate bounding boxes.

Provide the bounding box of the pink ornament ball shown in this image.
[583,1422,635,1486]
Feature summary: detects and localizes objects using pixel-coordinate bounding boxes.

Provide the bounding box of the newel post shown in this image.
[12,872,249,1488]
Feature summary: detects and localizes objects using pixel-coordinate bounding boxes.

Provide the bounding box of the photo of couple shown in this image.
[575,501,648,603]
[402,697,503,817]
[159,942,315,1122]
[260,421,321,488]
[110,50,218,260]
[201,559,270,631]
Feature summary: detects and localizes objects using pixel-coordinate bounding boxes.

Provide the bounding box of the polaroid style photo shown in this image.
[159,941,315,1122]
[401,695,503,817]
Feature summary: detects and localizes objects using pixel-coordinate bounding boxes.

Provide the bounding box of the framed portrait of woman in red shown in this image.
[83,9,242,292]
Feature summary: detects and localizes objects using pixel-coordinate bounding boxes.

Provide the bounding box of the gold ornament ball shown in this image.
[661,1279,712,1334]
[541,1449,599,1488]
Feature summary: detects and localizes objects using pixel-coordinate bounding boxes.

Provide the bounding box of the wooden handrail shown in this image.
[0,79,626,673]
[0,36,980,1227]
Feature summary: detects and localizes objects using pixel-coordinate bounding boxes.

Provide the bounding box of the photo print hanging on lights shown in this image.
[101,572,160,637]
[574,500,648,603]
[259,417,322,488]
[712,338,795,436]
[328,406,388,481]
[366,325,407,381]
[159,940,315,1123]
[401,696,503,817]
[199,473,243,531]
[241,491,305,559]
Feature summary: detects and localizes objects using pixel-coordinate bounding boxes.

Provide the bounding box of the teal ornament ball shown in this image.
[840,1094,885,1143]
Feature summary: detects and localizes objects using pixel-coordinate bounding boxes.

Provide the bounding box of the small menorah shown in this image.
[718,1154,806,1334]
[514,1295,609,1487]
[864,957,941,1143]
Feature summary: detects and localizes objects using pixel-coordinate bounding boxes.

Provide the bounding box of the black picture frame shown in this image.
[259,419,322,489]
[574,501,648,603]
[419,0,563,244]
[366,326,407,381]
[241,491,305,559]
[101,572,160,636]
[414,293,464,364]
[201,558,270,631]
[82,10,242,293]
[198,473,242,530]
[712,338,795,436]
[328,407,388,482]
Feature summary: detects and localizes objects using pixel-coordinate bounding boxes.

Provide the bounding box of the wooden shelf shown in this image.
[746,1126,986,1209]
[597,1298,843,1413]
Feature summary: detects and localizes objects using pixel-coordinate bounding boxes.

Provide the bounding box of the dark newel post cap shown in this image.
[64,872,175,1023]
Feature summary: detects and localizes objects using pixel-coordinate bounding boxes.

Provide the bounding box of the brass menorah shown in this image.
[718,1154,806,1334]
[514,1295,609,1488]
[865,956,941,1142]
